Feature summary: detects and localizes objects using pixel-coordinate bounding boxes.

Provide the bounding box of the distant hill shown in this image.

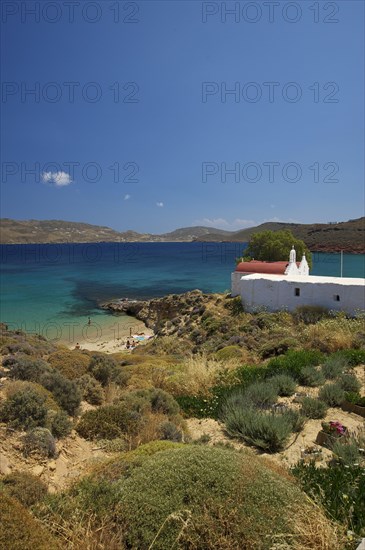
[0,217,364,252]
[194,218,365,254]
[0,219,231,245]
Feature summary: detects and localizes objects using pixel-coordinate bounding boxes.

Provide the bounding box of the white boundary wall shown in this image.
[232,273,365,316]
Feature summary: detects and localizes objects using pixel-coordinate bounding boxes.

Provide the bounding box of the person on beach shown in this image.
[88,316,91,325]
[126,339,131,349]
[75,342,80,350]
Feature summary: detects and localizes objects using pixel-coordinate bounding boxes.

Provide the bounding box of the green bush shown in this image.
[266,349,324,380]
[40,370,81,415]
[234,364,267,387]
[76,404,142,440]
[76,374,104,405]
[337,373,361,393]
[224,296,245,316]
[0,388,48,430]
[331,439,364,467]
[46,409,72,438]
[115,445,340,549]
[22,428,56,458]
[243,382,278,408]
[5,356,51,383]
[119,388,180,418]
[298,366,325,387]
[293,305,329,324]
[1,472,48,507]
[223,401,299,452]
[292,461,365,537]
[5,380,60,411]
[344,392,365,407]
[321,356,347,379]
[259,337,298,359]
[330,349,365,367]
[300,397,328,419]
[88,354,118,386]
[318,383,345,407]
[158,421,183,442]
[268,374,297,396]
[175,391,223,420]
[47,349,90,380]
[214,345,243,361]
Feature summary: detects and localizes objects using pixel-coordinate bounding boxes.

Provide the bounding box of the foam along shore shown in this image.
[64,318,154,354]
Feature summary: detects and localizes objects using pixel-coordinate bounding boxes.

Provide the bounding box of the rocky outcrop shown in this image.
[101,290,212,335]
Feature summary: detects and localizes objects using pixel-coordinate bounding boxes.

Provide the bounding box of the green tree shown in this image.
[240,230,312,269]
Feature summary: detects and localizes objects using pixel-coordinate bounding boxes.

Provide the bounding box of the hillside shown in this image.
[195,218,365,253]
[0,217,364,253]
[0,219,231,244]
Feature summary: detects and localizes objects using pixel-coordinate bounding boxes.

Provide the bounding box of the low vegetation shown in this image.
[0,295,364,548]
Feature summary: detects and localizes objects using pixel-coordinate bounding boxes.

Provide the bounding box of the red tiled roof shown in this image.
[235,260,299,275]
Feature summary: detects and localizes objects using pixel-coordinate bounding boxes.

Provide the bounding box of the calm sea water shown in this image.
[0,242,364,343]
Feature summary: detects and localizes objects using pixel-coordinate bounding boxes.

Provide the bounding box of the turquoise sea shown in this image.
[0,243,364,344]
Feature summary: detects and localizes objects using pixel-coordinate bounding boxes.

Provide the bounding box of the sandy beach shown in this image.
[63,316,154,354]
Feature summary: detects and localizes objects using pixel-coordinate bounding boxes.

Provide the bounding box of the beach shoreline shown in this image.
[62,314,154,354]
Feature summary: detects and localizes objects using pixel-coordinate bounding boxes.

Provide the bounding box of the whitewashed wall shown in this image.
[235,276,365,316]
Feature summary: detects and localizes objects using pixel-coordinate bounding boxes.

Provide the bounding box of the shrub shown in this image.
[223,401,298,452]
[344,392,365,407]
[158,420,183,442]
[40,370,81,415]
[293,305,329,324]
[214,345,244,361]
[116,445,342,549]
[243,382,278,408]
[5,356,50,383]
[76,404,142,440]
[0,387,48,430]
[292,461,365,537]
[88,354,118,386]
[5,380,59,411]
[1,472,48,507]
[337,373,361,393]
[318,383,345,407]
[46,409,72,438]
[119,388,180,418]
[266,349,324,380]
[47,349,90,380]
[259,337,298,359]
[321,356,347,379]
[301,397,328,419]
[330,349,365,367]
[22,428,56,458]
[224,296,245,315]
[176,390,224,420]
[0,493,61,550]
[234,364,267,387]
[269,374,297,396]
[4,342,37,355]
[299,366,325,387]
[76,374,104,405]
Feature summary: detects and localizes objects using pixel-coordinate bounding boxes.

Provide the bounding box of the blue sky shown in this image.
[1,0,364,233]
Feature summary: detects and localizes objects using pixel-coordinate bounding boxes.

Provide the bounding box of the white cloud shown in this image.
[124,194,131,200]
[156,202,164,208]
[194,218,256,230]
[41,171,72,187]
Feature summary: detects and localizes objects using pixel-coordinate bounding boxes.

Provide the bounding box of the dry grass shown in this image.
[301,318,363,353]
[289,498,345,550]
[162,354,240,397]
